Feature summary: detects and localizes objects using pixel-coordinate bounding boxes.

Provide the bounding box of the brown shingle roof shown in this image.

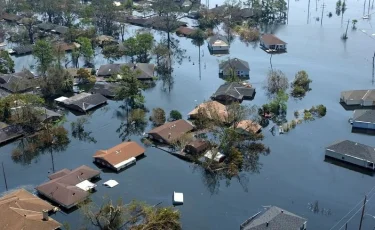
[261,34,286,45]
[235,120,262,133]
[0,189,61,230]
[176,26,196,36]
[188,101,228,121]
[148,119,194,144]
[48,168,71,180]
[36,165,100,209]
[93,141,145,166]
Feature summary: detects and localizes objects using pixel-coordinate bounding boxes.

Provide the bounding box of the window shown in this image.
[237,71,241,75]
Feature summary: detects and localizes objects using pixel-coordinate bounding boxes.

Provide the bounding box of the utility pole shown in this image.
[344,19,350,39]
[345,223,347,230]
[359,195,367,230]
[307,0,311,24]
[321,3,326,26]
[316,0,318,11]
[287,0,290,24]
[364,0,367,16]
[369,0,371,16]
[2,162,8,191]
[372,52,375,84]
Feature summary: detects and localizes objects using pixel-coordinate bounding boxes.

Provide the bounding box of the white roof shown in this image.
[76,180,97,191]
[114,157,136,169]
[173,192,184,203]
[54,96,68,102]
[204,150,225,162]
[103,179,119,188]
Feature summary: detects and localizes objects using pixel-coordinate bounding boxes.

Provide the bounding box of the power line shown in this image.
[329,185,375,230]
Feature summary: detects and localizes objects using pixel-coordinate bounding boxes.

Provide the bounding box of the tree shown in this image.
[190,29,206,73]
[352,19,358,29]
[117,108,148,141]
[264,69,289,97]
[71,48,80,68]
[77,68,96,84]
[77,37,94,65]
[71,116,97,143]
[80,198,181,230]
[291,70,312,98]
[20,16,38,44]
[40,65,73,97]
[91,0,119,35]
[169,110,182,121]
[102,44,125,62]
[150,108,166,126]
[170,132,194,151]
[115,65,145,108]
[0,50,15,74]
[33,39,55,75]
[123,32,154,63]
[266,90,289,115]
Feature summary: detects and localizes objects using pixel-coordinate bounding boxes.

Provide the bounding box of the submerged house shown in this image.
[219,58,250,78]
[240,206,307,230]
[0,70,36,93]
[97,63,154,80]
[93,141,145,171]
[326,140,375,170]
[208,34,229,53]
[11,45,34,55]
[0,189,61,230]
[54,93,107,113]
[188,101,228,122]
[340,89,375,107]
[91,82,118,98]
[184,139,210,155]
[176,26,196,37]
[148,119,194,145]
[36,165,100,209]
[351,110,375,131]
[260,34,287,52]
[235,120,262,134]
[211,82,255,103]
[0,122,24,145]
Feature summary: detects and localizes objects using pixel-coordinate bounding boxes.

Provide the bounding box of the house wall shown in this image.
[222,68,249,77]
[341,98,362,105]
[325,149,374,169]
[94,158,116,171]
[148,133,167,144]
[353,121,375,130]
[209,43,229,51]
[363,99,375,106]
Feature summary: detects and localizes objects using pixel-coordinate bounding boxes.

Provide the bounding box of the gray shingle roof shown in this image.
[36,23,56,31]
[54,25,68,34]
[353,110,375,123]
[241,206,306,230]
[208,34,228,45]
[212,82,255,101]
[341,90,369,101]
[0,70,36,93]
[91,82,118,98]
[13,45,33,55]
[97,63,154,79]
[326,140,375,163]
[219,58,249,71]
[63,93,107,112]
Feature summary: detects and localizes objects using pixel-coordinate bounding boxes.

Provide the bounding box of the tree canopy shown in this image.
[0,50,15,74]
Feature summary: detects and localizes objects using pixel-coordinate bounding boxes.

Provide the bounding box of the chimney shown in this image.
[215,4,218,7]
[168,133,171,139]
[281,210,284,213]
[266,222,269,227]
[42,210,49,221]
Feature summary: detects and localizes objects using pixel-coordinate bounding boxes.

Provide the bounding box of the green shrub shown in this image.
[169,110,182,121]
[317,104,327,117]
[303,111,314,121]
[294,110,299,118]
[290,120,297,129]
[291,85,306,97]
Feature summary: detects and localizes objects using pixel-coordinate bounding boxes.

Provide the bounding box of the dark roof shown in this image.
[0,124,24,145]
[353,110,375,123]
[36,165,100,209]
[326,140,375,163]
[240,206,306,230]
[0,70,36,93]
[209,5,227,15]
[97,63,154,79]
[186,139,209,152]
[54,25,68,34]
[176,26,196,36]
[48,169,71,180]
[53,42,76,52]
[97,64,123,77]
[91,82,118,98]
[212,82,255,101]
[148,119,194,144]
[13,45,34,55]
[219,58,249,71]
[36,23,57,31]
[261,34,287,45]
[146,16,187,31]
[208,34,229,45]
[341,90,369,101]
[1,13,21,22]
[63,93,107,112]
[34,107,62,123]
[126,17,149,26]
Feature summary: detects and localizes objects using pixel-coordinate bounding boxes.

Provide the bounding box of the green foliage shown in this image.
[0,50,15,74]
[115,66,145,108]
[291,70,312,98]
[77,37,94,64]
[150,108,166,126]
[33,39,55,75]
[123,32,154,63]
[40,66,73,97]
[77,68,96,84]
[190,29,206,47]
[352,19,358,29]
[264,69,289,96]
[71,117,96,143]
[102,44,125,61]
[303,110,314,121]
[169,110,182,121]
[266,90,289,115]
[294,110,299,118]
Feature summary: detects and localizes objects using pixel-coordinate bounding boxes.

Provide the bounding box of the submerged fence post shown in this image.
[2,162,8,191]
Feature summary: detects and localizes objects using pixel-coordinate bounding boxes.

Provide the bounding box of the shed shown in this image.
[260,34,287,52]
[184,139,210,154]
[326,140,375,170]
[219,58,250,77]
[211,82,255,103]
[352,110,375,131]
[93,141,145,171]
[208,34,229,52]
[148,119,194,145]
[240,206,307,230]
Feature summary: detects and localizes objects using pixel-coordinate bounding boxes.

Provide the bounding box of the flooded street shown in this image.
[2,0,375,229]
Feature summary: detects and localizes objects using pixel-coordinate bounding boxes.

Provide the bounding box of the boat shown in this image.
[363,15,370,19]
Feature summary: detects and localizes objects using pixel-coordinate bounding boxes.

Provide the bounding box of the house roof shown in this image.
[176,26,196,36]
[212,82,255,101]
[53,42,76,52]
[62,93,107,112]
[13,45,34,55]
[94,141,145,166]
[241,206,306,230]
[97,63,154,79]
[54,25,68,34]
[0,70,36,93]
[1,13,21,22]
[146,16,187,31]
[36,165,100,208]
[261,34,287,45]
[48,168,71,180]
[97,64,123,76]
[0,189,61,230]
[326,140,375,163]
[0,124,24,145]
[91,82,118,98]
[235,120,261,133]
[364,90,375,101]
[186,139,209,152]
[148,119,194,144]
[188,101,228,121]
[208,34,229,45]
[219,58,249,71]
[353,110,375,123]
[36,23,56,31]
[340,90,369,101]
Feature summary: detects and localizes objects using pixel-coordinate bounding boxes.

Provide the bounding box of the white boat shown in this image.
[363,15,370,19]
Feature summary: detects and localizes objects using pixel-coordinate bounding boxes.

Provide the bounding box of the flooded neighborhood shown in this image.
[1,0,375,229]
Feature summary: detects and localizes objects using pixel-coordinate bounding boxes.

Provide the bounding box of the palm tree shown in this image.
[190,29,207,79]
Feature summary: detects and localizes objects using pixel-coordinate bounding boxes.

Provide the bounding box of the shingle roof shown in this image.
[341,90,369,101]
[261,34,287,45]
[0,124,24,145]
[188,101,228,121]
[97,63,154,79]
[241,206,306,230]
[63,93,107,112]
[326,140,375,163]
[93,141,145,166]
[91,82,118,98]
[0,189,61,230]
[36,23,56,31]
[13,45,33,55]
[1,13,21,22]
[219,58,249,71]
[97,64,123,77]
[353,110,375,123]
[212,82,255,101]
[36,165,100,209]
[208,34,228,45]
[48,169,71,180]
[148,119,194,144]
[0,70,36,93]
[54,25,68,34]
[235,120,262,133]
